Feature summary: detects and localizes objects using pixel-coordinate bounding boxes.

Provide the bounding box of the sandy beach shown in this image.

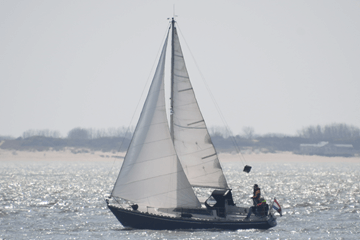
[219,152,360,163]
[0,148,359,163]
[0,148,123,162]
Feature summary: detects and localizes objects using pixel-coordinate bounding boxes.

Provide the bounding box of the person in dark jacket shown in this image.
[244,184,261,221]
[252,184,261,206]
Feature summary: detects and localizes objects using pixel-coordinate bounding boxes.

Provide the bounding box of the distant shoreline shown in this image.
[1,149,359,163]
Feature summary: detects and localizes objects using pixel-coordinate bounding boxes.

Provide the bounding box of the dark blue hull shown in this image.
[107,204,277,230]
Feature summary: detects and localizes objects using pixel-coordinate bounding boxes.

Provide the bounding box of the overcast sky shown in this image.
[1,0,359,138]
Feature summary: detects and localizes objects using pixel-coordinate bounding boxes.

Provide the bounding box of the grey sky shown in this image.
[1,0,359,137]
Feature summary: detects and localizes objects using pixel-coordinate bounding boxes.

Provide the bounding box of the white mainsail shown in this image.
[171,27,229,189]
[111,34,201,209]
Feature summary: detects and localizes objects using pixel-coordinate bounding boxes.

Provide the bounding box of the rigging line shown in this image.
[176,23,248,166]
[111,28,171,198]
[177,24,247,166]
[107,23,172,182]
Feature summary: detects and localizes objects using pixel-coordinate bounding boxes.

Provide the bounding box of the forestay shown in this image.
[111,33,201,209]
[171,27,229,189]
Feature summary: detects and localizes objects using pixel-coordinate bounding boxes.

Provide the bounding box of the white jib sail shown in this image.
[111,33,201,209]
[172,27,229,189]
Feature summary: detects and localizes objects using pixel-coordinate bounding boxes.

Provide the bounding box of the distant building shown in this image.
[300,141,355,157]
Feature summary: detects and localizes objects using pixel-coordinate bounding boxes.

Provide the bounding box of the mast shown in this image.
[170,17,175,141]
[111,29,200,208]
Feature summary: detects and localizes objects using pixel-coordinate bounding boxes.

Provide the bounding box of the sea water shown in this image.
[0,159,359,239]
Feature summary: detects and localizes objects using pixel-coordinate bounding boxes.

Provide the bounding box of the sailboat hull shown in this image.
[108,204,277,230]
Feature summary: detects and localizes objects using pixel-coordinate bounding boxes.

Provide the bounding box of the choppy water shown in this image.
[1,159,359,239]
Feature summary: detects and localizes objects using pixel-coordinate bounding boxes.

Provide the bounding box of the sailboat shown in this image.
[105,18,278,230]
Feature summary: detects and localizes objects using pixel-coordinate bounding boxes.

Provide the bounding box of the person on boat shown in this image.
[256,198,269,216]
[252,184,261,206]
[244,198,268,220]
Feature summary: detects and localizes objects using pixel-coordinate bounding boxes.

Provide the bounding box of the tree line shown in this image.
[1,123,359,155]
[297,123,360,140]
[67,127,134,139]
[1,123,357,141]
[19,127,134,140]
[210,123,360,155]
